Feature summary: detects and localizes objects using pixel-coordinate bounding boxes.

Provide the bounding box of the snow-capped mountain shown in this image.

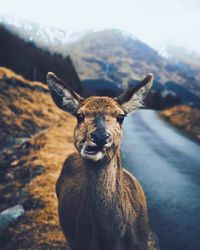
[0,16,89,55]
[160,46,200,76]
[0,16,200,102]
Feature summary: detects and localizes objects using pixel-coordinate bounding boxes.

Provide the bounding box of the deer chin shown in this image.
[80,141,112,162]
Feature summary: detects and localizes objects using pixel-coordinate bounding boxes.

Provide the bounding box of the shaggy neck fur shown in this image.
[84,151,127,238]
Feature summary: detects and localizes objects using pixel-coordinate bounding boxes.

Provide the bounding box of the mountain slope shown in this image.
[0,24,81,93]
[0,67,67,148]
[65,30,200,107]
[66,30,184,86]
[0,17,197,87]
[162,46,200,97]
[0,17,199,107]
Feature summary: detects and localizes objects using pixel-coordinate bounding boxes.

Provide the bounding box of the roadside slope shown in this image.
[0,67,75,249]
[0,67,65,148]
[160,105,200,142]
[0,118,75,249]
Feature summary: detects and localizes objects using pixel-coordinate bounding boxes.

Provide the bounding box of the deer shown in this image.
[47,72,153,250]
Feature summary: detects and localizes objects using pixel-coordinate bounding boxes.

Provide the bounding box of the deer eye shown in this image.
[76,114,85,123]
[117,114,125,124]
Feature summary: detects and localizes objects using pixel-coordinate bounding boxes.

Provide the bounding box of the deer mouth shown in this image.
[84,145,103,155]
[80,141,112,161]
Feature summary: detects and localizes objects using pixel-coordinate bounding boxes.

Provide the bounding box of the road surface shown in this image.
[122,110,200,250]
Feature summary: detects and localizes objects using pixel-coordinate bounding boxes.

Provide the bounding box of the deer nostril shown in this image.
[90,131,110,146]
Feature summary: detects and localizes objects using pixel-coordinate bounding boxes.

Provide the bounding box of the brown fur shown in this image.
[56,152,148,250]
[47,72,153,250]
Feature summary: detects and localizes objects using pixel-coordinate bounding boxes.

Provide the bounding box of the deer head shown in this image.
[47,73,153,162]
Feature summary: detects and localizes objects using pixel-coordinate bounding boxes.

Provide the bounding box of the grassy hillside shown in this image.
[0,118,75,249]
[160,106,200,142]
[0,67,74,249]
[0,67,66,148]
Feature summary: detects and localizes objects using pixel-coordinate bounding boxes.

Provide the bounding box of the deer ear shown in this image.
[47,72,83,115]
[116,73,153,113]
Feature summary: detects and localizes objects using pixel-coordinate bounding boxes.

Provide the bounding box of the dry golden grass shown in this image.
[160,105,200,141]
[0,118,76,250]
[0,67,65,146]
[0,67,76,249]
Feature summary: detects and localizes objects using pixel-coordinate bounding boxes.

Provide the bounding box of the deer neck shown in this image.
[84,151,125,217]
[85,152,123,197]
[84,152,126,235]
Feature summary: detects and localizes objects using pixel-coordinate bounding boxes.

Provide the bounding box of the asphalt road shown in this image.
[122,110,200,250]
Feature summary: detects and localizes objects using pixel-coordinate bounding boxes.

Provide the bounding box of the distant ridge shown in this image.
[0,16,200,109]
[0,24,81,93]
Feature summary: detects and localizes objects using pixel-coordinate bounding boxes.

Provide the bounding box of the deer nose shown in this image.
[90,131,110,146]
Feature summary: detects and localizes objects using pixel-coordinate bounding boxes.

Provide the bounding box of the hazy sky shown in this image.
[1,0,200,53]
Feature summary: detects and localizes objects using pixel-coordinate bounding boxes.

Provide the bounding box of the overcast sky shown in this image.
[1,0,200,53]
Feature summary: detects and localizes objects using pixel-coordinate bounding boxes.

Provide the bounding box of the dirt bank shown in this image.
[160,105,200,142]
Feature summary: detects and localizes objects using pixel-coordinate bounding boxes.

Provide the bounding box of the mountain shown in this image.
[0,19,81,93]
[0,16,199,109]
[66,29,184,86]
[0,17,194,83]
[0,16,87,56]
[161,46,200,75]
[65,30,200,108]
[161,46,200,96]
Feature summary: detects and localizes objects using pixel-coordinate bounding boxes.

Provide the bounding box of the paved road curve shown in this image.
[122,110,200,250]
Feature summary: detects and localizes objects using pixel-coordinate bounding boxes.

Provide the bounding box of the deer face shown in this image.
[73,96,125,161]
[47,73,153,162]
